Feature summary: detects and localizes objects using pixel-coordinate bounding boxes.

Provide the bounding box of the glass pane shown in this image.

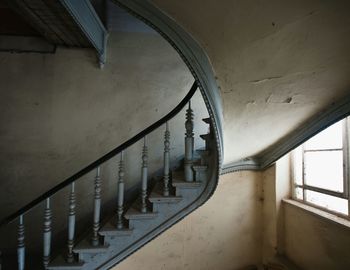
[295,187,303,200]
[304,150,343,192]
[305,190,348,215]
[304,121,343,150]
[293,146,303,185]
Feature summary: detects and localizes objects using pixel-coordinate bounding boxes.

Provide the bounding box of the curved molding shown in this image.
[0,83,199,227]
[221,158,262,175]
[221,95,350,174]
[100,144,219,270]
[114,0,350,176]
[258,94,350,169]
[114,0,224,167]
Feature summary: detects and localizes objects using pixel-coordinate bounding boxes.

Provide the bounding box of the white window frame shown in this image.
[292,117,350,219]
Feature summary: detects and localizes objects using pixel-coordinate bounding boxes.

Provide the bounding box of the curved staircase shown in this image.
[0,81,221,269]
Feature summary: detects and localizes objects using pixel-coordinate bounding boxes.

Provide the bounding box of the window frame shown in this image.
[292,118,350,219]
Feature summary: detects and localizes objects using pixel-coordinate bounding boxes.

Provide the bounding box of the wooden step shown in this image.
[99,222,133,237]
[200,134,211,141]
[202,117,211,124]
[192,164,208,172]
[172,171,202,188]
[149,192,182,203]
[196,149,209,156]
[73,239,109,254]
[125,208,158,220]
[148,181,182,203]
[47,256,84,270]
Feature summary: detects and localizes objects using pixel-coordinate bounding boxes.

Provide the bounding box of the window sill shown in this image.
[283,199,350,229]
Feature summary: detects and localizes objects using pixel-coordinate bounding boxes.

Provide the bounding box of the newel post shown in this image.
[163,122,170,196]
[116,152,125,229]
[184,101,194,182]
[141,137,148,213]
[91,166,101,246]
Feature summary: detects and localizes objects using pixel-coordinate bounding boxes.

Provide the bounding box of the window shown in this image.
[292,118,350,217]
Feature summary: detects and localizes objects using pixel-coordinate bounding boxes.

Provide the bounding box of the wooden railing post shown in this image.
[141,137,148,213]
[163,122,170,196]
[116,152,125,229]
[43,198,52,268]
[184,101,194,182]
[67,182,76,263]
[91,166,101,246]
[17,215,25,270]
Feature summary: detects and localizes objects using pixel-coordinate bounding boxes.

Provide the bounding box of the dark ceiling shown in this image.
[0,0,40,36]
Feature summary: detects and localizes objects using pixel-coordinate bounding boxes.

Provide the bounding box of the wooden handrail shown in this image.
[0,81,198,227]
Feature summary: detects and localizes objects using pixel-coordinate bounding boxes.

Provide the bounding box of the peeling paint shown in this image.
[250,76,283,85]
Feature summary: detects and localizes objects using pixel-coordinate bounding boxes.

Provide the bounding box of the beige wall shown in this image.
[152,0,350,164]
[112,154,350,270]
[262,155,292,264]
[285,202,350,270]
[0,31,195,219]
[115,171,263,270]
[0,29,212,253]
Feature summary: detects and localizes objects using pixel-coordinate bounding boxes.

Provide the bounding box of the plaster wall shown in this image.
[0,29,210,255]
[115,171,263,270]
[262,165,277,263]
[0,31,199,219]
[151,0,350,164]
[261,155,291,263]
[284,203,350,270]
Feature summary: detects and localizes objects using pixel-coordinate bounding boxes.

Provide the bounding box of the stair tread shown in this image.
[47,256,84,270]
[149,192,182,203]
[196,149,209,155]
[192,164,208,171]
[148,181,182,203]
[172,171,202,188]
[73,239,109,253]
[200,134,210,141]
[125,208,158,220]
[202,117,211,124]
[99,222,133,236]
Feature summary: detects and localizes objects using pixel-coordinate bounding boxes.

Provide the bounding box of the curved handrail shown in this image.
[0,81,198,227]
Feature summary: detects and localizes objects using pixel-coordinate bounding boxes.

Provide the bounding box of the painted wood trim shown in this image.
[114,0,224,166]
[59,0,108,66]
[258,94,350,169]
[0,82,198,227]
[222,94,350,174]
[114,1,350,175]
[221,158,262,174]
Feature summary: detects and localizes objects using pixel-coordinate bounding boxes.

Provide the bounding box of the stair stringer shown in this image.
[98,147,219,269]
[44,118,220,270]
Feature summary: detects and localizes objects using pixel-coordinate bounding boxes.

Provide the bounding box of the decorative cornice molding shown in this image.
[258,94,350,169]
[221,158,262,175]
[221,95,350,175]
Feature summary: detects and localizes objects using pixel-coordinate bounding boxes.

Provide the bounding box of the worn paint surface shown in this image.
[116,171,263,270]
[0,28,212,255]
[151,0,350,164]
[0,31,195,218]
[285,203,350,270]
[261,155,291,263]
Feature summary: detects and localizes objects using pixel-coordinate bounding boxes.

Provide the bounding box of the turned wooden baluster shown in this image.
[116,152,125,229]
[91,166,101,246]
[67,182,76,263]
[43,198,52,268]
[184,101,194,182]
[17,215,25,270]
[163,122,170,196]
[141,137,148,213]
